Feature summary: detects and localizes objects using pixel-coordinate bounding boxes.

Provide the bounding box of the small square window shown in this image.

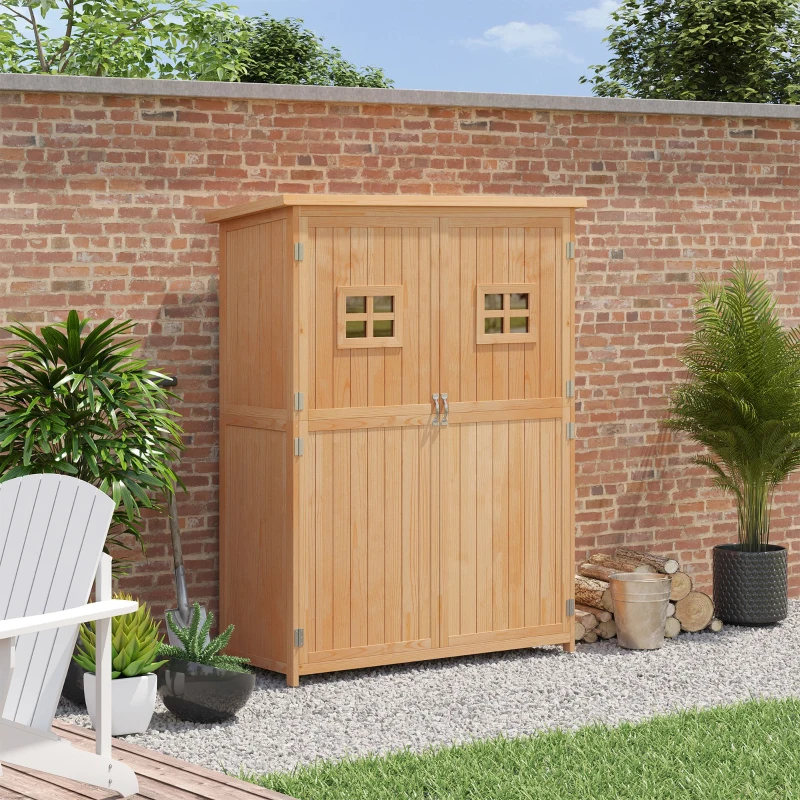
[346,320,367,338]
[484,294,503,311]
[477,284,536,344]
[510,293,529,310]
[346,296,367,314]
[338,286,403,349]
[485,317,503,335]
[373,320,394,337]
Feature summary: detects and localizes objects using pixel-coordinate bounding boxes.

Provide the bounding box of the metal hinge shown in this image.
[294,392,304,411]
[294,437,304,456]
[566,241,575,260]
[294,242,304,261]
[566,422,576,440]
[566,598,574,617]
[293,628,304,647]
[566,379,574,399]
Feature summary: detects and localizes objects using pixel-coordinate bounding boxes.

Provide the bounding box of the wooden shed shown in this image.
[207,195,586,685]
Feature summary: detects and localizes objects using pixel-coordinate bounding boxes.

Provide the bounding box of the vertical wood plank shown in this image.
[524,228,541,400]
[492,227,509,402]
[492,420,509,632]
[441,413,460,639]
[332,430,351,649]
[315,228,334,410]
[307,432,317,654]
[367,228,386,407]
[333,227,352,409]
[476,421,493,633]
[540,228,557,398]
[540,419,557,625]
[401,426,419,641]
[461,229,477,404]
[317,431,333,651]
[508,419,525,629]
[508,227,526,401]
[367,427,386,645]
[525,419,542,628]
[460,423,477,636]
[476,228,493,402]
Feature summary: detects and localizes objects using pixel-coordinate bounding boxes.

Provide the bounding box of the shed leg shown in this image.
[561,640,576,654]
[286,672,300,688]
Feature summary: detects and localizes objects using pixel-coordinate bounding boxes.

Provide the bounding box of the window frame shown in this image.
[337,285,403,349]
[476,283,537,344]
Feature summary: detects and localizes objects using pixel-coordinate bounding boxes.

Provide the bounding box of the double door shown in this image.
[299,209,573,672]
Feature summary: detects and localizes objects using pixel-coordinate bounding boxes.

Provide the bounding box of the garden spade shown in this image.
[165,490,210,647]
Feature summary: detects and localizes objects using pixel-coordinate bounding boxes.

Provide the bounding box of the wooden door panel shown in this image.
[308,220,436,411]
[306,426,434,663]
[441,418,564,646]
[441,218,566,403]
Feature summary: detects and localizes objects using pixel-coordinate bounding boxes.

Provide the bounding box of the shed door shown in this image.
[438,215,572,649]
[303,214,439,667]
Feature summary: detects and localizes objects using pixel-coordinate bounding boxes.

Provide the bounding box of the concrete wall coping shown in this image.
[2,73,800,119]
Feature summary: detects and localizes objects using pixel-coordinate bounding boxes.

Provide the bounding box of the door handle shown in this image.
[432,393,440,426]
[441,393,449,426]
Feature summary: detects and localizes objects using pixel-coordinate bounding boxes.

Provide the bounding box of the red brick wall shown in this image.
[2,89,800,620]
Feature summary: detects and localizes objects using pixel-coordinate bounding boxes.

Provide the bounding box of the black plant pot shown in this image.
[61,644,87,706]
[157,659,255,723]
[713,544,788,625]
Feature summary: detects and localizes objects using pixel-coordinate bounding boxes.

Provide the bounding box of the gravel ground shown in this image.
[58,600,800,776]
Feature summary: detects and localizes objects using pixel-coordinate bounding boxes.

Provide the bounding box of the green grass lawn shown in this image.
[248,698,800,800]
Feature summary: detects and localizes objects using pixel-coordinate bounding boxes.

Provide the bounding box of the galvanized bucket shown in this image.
[609,572,672,650]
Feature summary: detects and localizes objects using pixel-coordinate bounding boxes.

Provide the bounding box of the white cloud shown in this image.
[567,0,619,30]
[462,21,566,59]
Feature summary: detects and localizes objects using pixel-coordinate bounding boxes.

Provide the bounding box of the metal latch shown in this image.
[293,628,304,647]
[294,242,304,261]
[566,241,575,259]
[566,598,575,617]
[294,437,304,456]
[294,392,304,411]
[566,422,576,440]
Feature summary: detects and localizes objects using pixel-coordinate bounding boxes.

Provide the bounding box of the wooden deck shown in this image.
[0,722,297,800]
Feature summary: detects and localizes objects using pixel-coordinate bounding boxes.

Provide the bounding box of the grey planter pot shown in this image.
[713,544,788,625]
[157,659,255,723]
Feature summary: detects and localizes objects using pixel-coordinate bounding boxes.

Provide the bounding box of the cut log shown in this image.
[615,547,679,574]
[709,618,723,632]
[575,575,614,612]
[589,553,656,574]
[574,622,586,642]
[669,571,693,602]
[666,602,675,617]
[675,591,715,632]
[664,617,681,638]
[596,620,617,639]
[574,608,598,631]
[582,630,599,643]
[576,602,612,623]
[579,562,619,582]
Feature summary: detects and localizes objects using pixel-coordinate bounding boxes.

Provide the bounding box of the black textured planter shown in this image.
[61,658,87,706]
[713,544,788,625]
[157,659,255,723]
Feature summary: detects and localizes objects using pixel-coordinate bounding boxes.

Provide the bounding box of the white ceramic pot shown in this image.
[84,673,157,736]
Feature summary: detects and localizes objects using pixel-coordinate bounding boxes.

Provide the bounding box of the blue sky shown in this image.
[234,0,620,96]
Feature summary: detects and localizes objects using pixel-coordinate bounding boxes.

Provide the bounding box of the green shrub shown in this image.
[74,594,168,679]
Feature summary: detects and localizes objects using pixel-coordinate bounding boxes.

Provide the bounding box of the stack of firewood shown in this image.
[573,548,723,644]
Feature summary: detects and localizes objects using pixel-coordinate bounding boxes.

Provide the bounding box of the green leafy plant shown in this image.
[582,0,800,103]
[240,14,392,88]
[74,593,168,678]
[665,264,800,551]
[0,310,184,554]
[159,602,250,673]
[0,0,250,79]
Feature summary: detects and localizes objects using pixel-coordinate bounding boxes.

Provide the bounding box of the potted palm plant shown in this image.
[157,603,254,723]
[665,264,800,624]
[0,310,184,558]
[75,595,168,736]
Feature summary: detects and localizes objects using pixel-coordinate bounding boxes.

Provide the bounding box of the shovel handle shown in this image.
[168,491,184,571]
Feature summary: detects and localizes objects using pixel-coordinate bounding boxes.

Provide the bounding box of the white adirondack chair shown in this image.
[0,474,140,797]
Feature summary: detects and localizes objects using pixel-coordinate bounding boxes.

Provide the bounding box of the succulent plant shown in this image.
[74,593,168,679]
[158,602,250,674]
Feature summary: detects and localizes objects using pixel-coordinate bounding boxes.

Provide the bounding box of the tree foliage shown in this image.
[0,0,250,79]
[664,265,800,551]
[582,0,800,103]
[239,14,392,88]
[0,311,184,554]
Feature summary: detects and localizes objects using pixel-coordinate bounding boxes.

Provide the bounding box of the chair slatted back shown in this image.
[0,475,115,730]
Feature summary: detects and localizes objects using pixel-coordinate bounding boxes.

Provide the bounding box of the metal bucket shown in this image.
[609,572,672,650]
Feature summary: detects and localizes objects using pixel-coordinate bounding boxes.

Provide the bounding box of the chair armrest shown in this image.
[0,599,138,640]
